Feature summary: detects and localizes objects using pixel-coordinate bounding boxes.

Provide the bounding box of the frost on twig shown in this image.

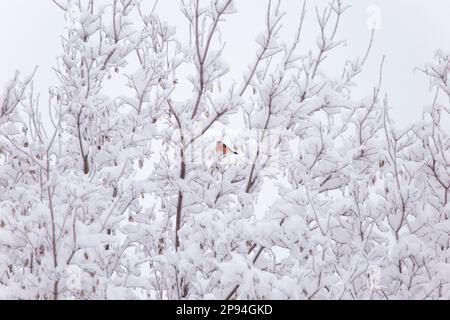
[1,0,449,300]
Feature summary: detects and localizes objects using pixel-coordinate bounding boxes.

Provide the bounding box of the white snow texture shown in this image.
[0,0,449,300]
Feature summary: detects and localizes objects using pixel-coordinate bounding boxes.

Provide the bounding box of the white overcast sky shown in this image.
[1,0,449,127]
[0,0,449,216]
